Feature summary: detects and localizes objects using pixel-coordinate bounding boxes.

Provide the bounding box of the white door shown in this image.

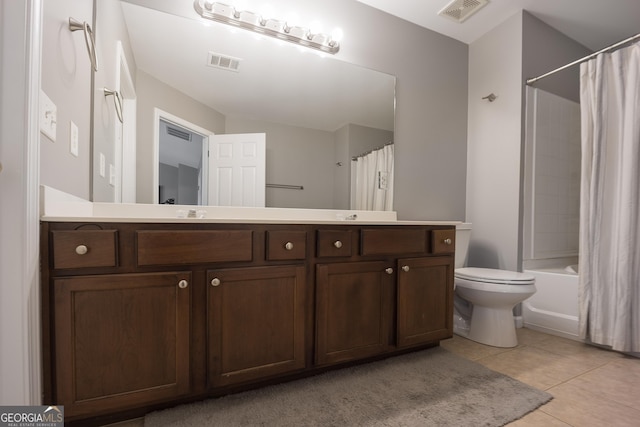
[208,133,266,207]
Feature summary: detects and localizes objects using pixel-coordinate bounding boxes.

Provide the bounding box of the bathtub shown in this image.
[522,264,581,341]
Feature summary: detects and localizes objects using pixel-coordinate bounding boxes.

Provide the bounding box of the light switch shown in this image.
[40,90,57,141]
[109,164,116,187]
[69,121,79,157]
[99,153,106,177]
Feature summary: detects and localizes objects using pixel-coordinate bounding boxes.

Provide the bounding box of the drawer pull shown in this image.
[178,279,188,289]
[75,245,88,255]
[385,267,394,275]
[443,238,452,245]
[333,240,343,249]
[284,242,294,251]
[402,265,410,272]
[211,278,221,287]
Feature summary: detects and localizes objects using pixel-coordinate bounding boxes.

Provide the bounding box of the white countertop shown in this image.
[39,186,461,226]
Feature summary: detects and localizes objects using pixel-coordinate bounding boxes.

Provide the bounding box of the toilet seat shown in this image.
[455,267,535,285]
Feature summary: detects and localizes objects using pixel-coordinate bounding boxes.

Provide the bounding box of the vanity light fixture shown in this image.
[193,1,340,54]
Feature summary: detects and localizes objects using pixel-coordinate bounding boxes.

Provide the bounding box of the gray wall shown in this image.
[466,12,524,271]
[40,0,93,199]
[522,14,591,103]
[466,11,592,271]
[333,1,469,220]
[92,0,138,202]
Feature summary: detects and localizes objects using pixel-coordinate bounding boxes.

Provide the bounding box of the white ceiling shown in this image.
[355,0,640,51]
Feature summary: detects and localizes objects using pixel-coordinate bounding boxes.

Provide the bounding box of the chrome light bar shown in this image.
[193,0,341,54]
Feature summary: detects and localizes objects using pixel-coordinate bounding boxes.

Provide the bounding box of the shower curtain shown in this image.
[351,144,394,211]
[579,41,640,352]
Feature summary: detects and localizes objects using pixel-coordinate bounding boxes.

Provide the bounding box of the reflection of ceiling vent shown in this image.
[207,51,241,72]
[167,126,192,141]
[438,0,489,23]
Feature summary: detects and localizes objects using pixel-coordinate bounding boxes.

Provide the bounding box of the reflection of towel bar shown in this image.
[266,183,304,190]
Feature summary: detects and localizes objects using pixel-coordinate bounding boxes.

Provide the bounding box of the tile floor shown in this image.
[441,328,640,427]
[107,328,640,427]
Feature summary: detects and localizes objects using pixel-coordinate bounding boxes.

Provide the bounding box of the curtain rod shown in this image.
[526,32,640,86]
[352,141,394,161]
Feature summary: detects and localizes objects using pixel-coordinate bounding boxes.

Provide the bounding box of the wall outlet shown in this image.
[99,153,106,177]
[40,90,57,141]
[69,121,79,157]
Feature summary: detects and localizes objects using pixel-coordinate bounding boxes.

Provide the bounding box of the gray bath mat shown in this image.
[145,346,552,426]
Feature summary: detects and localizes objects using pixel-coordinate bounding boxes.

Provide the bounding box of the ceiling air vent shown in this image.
[166,126,192,142]
[438,0,489,23]
[207,51,241,72]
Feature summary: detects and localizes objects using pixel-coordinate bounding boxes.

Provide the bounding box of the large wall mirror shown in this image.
[92,0,395,210]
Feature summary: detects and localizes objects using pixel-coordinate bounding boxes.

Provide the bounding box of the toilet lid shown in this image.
[455,267,535,285]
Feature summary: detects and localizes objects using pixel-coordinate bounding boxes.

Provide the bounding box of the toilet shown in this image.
[453,223,536,347]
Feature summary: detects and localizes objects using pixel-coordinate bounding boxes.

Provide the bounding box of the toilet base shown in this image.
[467,306,518,348]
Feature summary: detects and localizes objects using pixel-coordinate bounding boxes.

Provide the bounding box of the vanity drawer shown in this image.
[137,230,252,266]
[431,229,455,254]
[360,229,426,256]
[266,231,307,260]
[317,230,353,257]
[51,230,118,269]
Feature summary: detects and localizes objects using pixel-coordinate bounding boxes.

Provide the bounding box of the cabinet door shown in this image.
[315,261,394,365]
[53,272,191,418]
[207,265,306,387]
[397,256,454,347]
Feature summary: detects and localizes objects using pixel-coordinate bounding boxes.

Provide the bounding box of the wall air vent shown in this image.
[207,51,241,72]
[166,126,192,142]
[438,0,489,23]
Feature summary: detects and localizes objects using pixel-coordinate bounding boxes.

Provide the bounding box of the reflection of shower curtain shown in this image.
[351,144,394,211]
[579,41,640,352]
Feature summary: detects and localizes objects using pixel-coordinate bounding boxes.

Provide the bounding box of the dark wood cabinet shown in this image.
[52,272,191,418]
[41,221,454,424]
[397,257,454,348]
[207,265,306,386]
[315,261,394,365]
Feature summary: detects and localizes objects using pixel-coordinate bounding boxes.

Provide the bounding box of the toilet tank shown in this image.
[455,223,472,269]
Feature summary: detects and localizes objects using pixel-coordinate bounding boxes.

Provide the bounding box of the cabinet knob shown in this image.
[334,240,343,249]
[284,242,294,251]
[178,279,188,289]
[443,238,452,245]
[385,267,394,275]
[402,265,410,272]
[75,244,88,255]
[210,277,221,287]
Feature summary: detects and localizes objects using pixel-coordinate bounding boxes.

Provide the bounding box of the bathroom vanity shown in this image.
[39,191,457,424]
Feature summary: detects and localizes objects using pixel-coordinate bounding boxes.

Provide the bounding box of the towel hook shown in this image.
[482,93,497,102]
[68,17,98,72]
[104,88,123,123]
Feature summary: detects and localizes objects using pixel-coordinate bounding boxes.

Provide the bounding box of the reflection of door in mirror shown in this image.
[209,133,266,207]
[158,118,207,205]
